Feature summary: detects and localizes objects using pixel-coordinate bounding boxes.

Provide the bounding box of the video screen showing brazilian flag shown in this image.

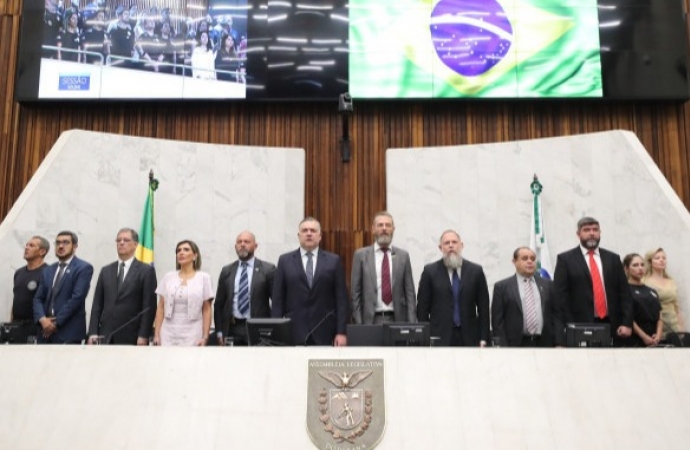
[349,0,603,98]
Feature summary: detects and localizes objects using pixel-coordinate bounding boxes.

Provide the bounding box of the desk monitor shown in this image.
[246,318,294,346]
[347,324,384,346]
[383,323,430,347]
[566,323,612,347]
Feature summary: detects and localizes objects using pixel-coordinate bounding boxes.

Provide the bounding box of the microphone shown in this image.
[658,316,686,347]
[105,307,151,344]
[303,310,335,346]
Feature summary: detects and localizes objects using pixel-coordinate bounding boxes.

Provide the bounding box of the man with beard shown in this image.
[33,231,94,344]
[553,217,633,346]
[214,231,275,346]
[417,230,490,346]
[80,9,108,65]
[351,211,416,324]
[107,6,135,68]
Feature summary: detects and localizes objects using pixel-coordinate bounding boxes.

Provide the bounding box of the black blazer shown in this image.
[88,259,157,344]
[553,246,633,345]
[272,249,349,345]
[491,274,559,347]
[214,258,275,336]
[417,258,490,346]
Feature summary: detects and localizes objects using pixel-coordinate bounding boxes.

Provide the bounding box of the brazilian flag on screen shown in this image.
[135,175,159,265]
[349,0,602,98]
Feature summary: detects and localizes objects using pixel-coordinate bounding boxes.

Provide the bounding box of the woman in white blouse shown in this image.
[190,30,217,80]
[154,240,213,346]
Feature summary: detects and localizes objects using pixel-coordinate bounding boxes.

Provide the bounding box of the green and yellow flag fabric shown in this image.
[350,0,602,98]
[135,173,159,265]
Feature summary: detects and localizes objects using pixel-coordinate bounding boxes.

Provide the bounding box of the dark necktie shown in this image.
[588,250,607,319]
[237,262,249,317]
[117,261,125,291]
[381,248,392,305]
[306,252,314,288]
[48,262,67,316]
[452,269,461,327]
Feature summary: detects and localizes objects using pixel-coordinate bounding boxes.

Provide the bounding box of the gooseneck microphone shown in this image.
[302,310,335,346]
[105,307,151,344]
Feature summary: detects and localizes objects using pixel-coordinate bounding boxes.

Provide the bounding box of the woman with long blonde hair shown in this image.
[643,248,684,338]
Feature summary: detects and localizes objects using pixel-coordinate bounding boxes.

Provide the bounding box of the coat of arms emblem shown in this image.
[307,359,385,449]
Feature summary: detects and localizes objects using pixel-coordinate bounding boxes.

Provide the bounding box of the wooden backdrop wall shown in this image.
[2,2,690,280]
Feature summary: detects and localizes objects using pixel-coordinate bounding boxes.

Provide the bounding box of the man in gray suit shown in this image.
[491,247,560,347]
[88,228,158,345]
[351,211,416,324]
[214,230,275,346]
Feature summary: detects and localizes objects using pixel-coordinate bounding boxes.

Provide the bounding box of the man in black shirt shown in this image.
[11,236,50,342]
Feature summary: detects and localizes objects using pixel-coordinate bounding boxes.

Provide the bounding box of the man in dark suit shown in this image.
[88,228,157,345]
[33,230,94,344]
[553,217,633,346]
[351,211,416,324]
[491,247,560,347]
[417,230,490,346]
[214,230,275,346]
[272,217,349,346]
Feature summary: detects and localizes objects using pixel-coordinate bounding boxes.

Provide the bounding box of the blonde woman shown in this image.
[643,248,684,338]
[154,240,213,346]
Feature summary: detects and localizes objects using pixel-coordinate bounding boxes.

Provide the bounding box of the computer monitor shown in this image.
[383,323,430,347]
[246,318,294,346]
[347,324,384,346]
[566,323,612,347]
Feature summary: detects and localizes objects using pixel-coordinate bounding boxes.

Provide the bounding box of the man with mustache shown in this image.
[351,211,416,325]
[417,230,490,346]
[553,216,633,346]
[214,230,275,346]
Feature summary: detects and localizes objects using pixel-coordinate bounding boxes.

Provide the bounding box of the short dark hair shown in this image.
[577,216,599,231]
[175,240,202,270]
[512,246,535,260]
[622,253,642,269]
[32,235,50,254]
[57,230,78,245]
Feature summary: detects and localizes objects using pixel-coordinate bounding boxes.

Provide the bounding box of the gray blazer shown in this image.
[351,245,417,324]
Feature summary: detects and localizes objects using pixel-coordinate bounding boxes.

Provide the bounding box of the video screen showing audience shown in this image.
[39,0,248,99]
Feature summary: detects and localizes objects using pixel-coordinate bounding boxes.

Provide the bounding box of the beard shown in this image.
[580,237,600,250]
[236,249,253,261]
[375,234,393,247]
[442,252,462,270]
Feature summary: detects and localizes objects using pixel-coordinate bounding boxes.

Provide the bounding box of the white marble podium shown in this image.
[0,346,689,449]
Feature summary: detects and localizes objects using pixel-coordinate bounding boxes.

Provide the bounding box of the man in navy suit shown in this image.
[33,230,94,344]
[553,217,633,346]
[272,217,349,346]
[417,229,490,346]
[491,247,559,347]
[88,228,157,345]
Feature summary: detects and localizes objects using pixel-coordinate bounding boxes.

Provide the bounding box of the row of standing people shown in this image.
[10,214,684,347]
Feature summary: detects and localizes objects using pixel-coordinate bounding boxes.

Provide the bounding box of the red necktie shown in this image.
[588,250,607,319]
[381,248,392,305]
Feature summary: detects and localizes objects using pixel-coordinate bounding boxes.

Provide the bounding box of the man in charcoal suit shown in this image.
[272,217,349,346]
[214,230,275,346]
[88,228,157,345]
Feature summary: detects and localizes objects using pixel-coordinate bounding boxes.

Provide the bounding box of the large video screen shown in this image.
[13,0,690,101]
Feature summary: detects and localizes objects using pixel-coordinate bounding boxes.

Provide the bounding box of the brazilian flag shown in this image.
[349,0,602,98]
[135,174,159,265]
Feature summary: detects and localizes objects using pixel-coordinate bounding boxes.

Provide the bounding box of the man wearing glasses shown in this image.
[88,228,157,345]
[33,230,94,344]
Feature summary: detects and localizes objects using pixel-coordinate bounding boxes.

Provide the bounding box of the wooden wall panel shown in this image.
[2,8,690,280]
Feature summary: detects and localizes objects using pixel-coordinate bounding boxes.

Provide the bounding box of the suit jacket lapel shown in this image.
[573,247,592,287]
[119,259,139,296]
[390,246,402,288]
[293,250,309,287]
[312,249,326,288]
[365,246,377,287]
[535,277,548,312]
[509,275,522,312]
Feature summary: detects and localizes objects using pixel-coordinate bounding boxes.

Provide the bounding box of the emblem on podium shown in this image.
[307,359,385,449]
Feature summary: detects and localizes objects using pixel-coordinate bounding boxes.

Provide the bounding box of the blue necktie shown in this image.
[452,270,461,327]
[306,252,314,288]
[237,262,249,317]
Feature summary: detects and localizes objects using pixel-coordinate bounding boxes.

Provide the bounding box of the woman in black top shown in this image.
[623,253,662,347]
[215,33,244,82]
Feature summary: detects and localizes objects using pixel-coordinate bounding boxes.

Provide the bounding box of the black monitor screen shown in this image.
[347,324,384,346]
[565,322,611,348]
[383,323,430,347]
[246,318,294,346]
